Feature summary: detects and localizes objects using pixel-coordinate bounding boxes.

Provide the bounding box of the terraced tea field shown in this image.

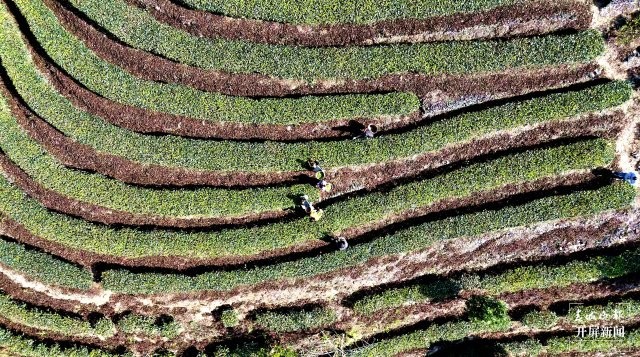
[0,0,639,356]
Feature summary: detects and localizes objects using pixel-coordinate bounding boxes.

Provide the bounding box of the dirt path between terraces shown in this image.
[47,0,592,99]
[36,49,596,141]
[128,0,590,47]
[0,208,634,317]
[335,271,640,344]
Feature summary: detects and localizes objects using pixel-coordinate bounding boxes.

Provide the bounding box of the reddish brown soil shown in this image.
[0,209,633,353]
[37,42,595,140]
[128,0,590,47]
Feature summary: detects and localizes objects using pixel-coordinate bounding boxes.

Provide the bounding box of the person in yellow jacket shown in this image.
[300,195,324,221]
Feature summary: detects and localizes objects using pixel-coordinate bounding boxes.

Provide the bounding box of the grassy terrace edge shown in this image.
[66,0,601,82]
[98,183,636,294]
[0,238,92,290]
[0,139,616,261]
[178,0,526,25]
[0,6,629,174]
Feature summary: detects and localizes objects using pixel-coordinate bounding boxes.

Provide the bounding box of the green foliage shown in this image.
[466,295,509,327]
[0,92,319,219]
[521,310,559,329]
[0,326,128,356]
[566,299,640,324]
[14,0,417,125]
[354,247,640,316]
[499,339,544,356]
[0,139,617,260]
[221,308,239,328]
[270,346,297,357]
[100,183,636,294]
[348,318,509,356]
[546,328,640,354]
[254,307,336,332]
[179,0,525,24]
[68,0,602,82]
[352,279,460,314]
[208,340,271,357]
[117,314,180,339]
[0,291,114,338]
[0,9,627,173]
[617,15,640,45]
[0,238,92,290]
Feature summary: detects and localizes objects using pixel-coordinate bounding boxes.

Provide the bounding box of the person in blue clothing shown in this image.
[612,170,638,186]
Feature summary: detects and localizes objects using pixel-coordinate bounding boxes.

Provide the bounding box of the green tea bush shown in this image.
[179,0,525,24]
[0,139,616,260]
[0,326,129,357]
[68,0,600,81]
[0,237,92,290]
[348,318,509,356]
[617,14,640,45]
[521,310,559,329]
[254,307,336,332]
[14,0,417,125]
[221,308,239,328]
[501,329,640,356]
[100,183,636,294]
[354,248,640,315]
[0,93,319,218]
[353,279,460,314]
[0,10,627,173]
[117,314,180,339]
[466,295,509,327]
[0,291,114,338]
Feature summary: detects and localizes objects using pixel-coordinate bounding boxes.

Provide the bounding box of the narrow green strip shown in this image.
[254,307,337,332]
[0,92,320,219]
[0,291,114,338]
[0,237,92,290]
[0,326,128,357]
[179,0,525,25]
[353,247,640,315]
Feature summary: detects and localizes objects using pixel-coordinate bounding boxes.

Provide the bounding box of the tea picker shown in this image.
[334,236,348,251]
[307,159,333,193]
[353,124,378,139]
[612,170,639,186]
[307,159,323,173]
[300,195,324,221]
[316,179,333,193]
